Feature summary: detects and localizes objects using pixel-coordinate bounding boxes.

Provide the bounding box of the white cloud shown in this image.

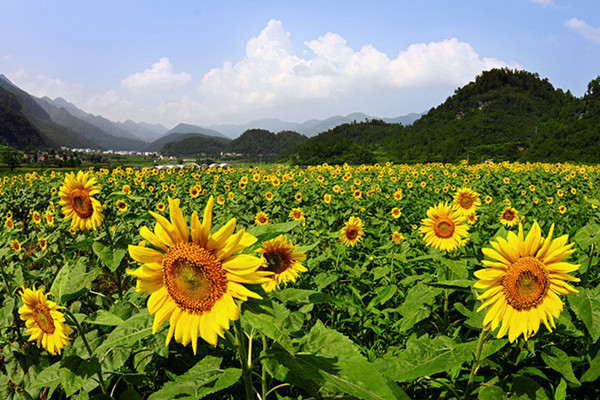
[121,57,192,91]
[529,0,555,6]
[565,18,600,44]
[198,19,519,111]
[16,73,83,101]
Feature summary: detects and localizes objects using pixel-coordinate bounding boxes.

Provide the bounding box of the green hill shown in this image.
[286,68,600,164]
[228,129,307,155]
[161,135,229,156]
[0,86,48,149]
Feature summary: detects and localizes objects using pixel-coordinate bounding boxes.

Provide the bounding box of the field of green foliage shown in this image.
[0,161,599,400]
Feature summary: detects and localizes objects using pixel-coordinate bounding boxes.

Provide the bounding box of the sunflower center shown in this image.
[460,196,474,209]
[33,303,55,334]
[502,256,549,311]
[502,210,515,221]
[434,217,455,238]
[346,226,359,240]
[70,189,94,218]
[263,251,291,274]
[162,242,228,312]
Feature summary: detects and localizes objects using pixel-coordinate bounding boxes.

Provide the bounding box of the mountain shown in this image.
[165,123,229,139]
[162,135,230,157]
[144,132,230,153]
[40,97,147,142]
[229,129,307,154]
[285,68,600,164]
[0,86,48,149]
[115,120,169,142]
[0,75,98,149]
[208,112,423,138]
[35,97,146,151]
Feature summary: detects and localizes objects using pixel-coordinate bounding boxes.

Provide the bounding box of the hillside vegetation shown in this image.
[285,68,600,164]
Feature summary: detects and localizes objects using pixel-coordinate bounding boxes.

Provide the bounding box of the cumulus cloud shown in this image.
[198,19,519,110]
[121,57,192,91]
[565,18,600,44]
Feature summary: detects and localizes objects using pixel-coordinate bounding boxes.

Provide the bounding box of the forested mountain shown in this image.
[0,86,48,149]
[286,68,600,164]
[228,129,307,154]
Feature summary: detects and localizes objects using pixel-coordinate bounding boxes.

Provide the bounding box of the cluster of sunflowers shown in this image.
[3,161,597,399]
[20,171,308,356]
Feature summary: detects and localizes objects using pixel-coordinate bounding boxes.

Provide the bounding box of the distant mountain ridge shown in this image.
[208,112,422,138]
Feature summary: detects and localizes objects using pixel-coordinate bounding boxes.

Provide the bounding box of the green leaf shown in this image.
[273,287,343,306]
[242,300,295,354]
[148,355,241,400]
[92,241,128,272]
[581,350,600,382]
[246,221,300,242]
[395,282,442,331]
[540,347,580,385]
[366,285,397,310]
[93,310,154,357]
[313,272,338,291]
[60,356,102,397]
[265,320,400,400]
[50,258,100,303]
[554,378,567,400]
[510,376,551,400]
[86,310,124,326]
[568,286,600,342]
[375,335,478,382]
[573,223,600,250]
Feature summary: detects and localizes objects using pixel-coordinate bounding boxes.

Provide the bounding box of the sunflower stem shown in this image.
[64,308,109,396]
[233,318,255,400]
[261,333,268,400]
[102,219,123,300]
[464,328,489,400]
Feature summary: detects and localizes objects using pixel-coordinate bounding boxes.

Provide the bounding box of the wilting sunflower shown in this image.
[257,235,307,293]
[500,207,519,227]
[340,216,365,247]
[453,188,481,216]
[474,221,579,342]
[127,196,271,353]
[255,211,269,225]
[58,171,104,231]
[419,202,469,252]
[18,285,73,355]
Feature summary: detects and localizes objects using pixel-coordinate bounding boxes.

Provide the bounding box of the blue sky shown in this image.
[1,0,599,128]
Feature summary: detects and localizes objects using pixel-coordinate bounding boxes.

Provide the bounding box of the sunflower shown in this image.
[58,171,104,231]
[323,193,332,204]
[189,186,200,198]
[474,221,580,342]
[500,207,519,227]
[453,188,481,216]
[38,238,48,251]
[392,231,405,244]
[127,196,271,353]
[45,211,54,226]
[32,211,42,224]
[5,218,14,229]
[255,211,269,225]
[391,207,402,219]
[265,192,274,201]
[11,239,21,253]
[18,285,73,355]
[419,202,469,252]
[340,216,364,247]
[257,235,307,293]
[116,200,128,212]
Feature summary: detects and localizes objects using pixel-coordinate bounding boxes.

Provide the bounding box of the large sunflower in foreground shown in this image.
[474,221,579,342]
[127,196,271,353]
[258,235,307,293]
[419,202,469,251]
[58,171,104,231]
[340,216,365,247]
[18,286,73,355]
[453,187,481,216]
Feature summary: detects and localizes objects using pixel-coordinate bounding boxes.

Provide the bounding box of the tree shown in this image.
[1,146,21,171]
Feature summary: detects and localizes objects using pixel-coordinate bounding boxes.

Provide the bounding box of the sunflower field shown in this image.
[0,161,599,400]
